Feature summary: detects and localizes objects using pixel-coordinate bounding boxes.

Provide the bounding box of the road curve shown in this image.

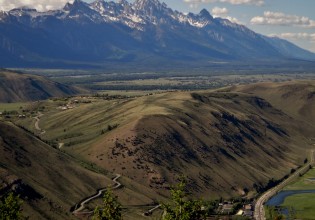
[33,112,46,135]
[33,113,64,149]
[72,174,121,215]
[254,149,315,220]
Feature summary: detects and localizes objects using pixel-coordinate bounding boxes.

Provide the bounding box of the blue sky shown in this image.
[1,0,314,52]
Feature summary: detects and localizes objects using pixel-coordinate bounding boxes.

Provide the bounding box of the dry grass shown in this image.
[5,80,315,219]
[15,81,315,200]
[0,121,113,218]
[227,80,315,128]
[0,70,82,103]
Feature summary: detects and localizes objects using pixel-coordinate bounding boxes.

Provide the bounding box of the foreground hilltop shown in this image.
[0,0,315,68]
[0,70,81,102]
[30,80,315,198]
[0,121,112,219]
[0,121,162,219]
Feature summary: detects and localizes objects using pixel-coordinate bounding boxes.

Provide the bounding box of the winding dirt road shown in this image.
[72,174,122,215]
[33,112,46,135]
[254,149,315,220]
[33,112,65,149]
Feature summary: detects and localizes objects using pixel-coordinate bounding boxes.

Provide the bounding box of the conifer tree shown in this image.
[93,188,122,220]
[162,178,206,220]
[0,192,24,220]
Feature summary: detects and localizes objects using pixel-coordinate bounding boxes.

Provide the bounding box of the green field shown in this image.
[284,168,315,190]
[282,168,315,219]
[282,193,315,219]
[266,168,315,219]
[0,102,29,112]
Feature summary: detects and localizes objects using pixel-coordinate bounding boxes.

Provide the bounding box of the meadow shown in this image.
[285,168,315,191]
[265,168,315,219]
[282,193,315,219]
[282,168,315,219]
[0,102,29,112]
[12,68,315,92]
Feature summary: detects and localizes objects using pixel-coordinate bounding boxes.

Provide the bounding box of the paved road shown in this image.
[254,149,315,220]
[72,174,121,215]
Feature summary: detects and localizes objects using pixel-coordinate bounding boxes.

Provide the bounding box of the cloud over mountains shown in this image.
[184,0,264,8]
[211,7,241,24]
[251,11,315,28]
[0,0,72,11]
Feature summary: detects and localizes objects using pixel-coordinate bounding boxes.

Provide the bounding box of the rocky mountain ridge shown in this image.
[0,0,314,68]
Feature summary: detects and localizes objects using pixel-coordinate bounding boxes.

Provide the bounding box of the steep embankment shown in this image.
[0,70,82,102]
[0,121,113,219]
[227,80,315,129]
[45,82,314,198]
[106,93,312,198]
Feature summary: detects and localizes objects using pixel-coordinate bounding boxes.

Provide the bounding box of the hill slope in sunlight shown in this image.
[0,70,81,103]
[32,81,315,198]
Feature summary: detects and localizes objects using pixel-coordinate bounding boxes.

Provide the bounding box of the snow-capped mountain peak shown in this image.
[0,0,314,68]
[133,0,169,17]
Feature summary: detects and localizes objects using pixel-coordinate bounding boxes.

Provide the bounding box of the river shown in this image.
[266,190,315,206]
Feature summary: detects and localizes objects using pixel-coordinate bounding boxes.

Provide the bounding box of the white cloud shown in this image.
[184,0,264,8]
[0,0,72,12]
[210,6,242,24]
[270,32,315,42]
[211,7,228,17]
[221,0,264,5]
[224,16,241,24]
[251,11,315,28]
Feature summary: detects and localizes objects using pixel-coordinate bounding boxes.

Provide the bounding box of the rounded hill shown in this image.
[0,70,82,103]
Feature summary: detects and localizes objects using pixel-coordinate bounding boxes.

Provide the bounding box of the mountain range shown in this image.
[0,0,315,68]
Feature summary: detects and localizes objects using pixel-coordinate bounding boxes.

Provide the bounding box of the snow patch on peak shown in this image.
[127,14,144,24]
[188,19,209,28]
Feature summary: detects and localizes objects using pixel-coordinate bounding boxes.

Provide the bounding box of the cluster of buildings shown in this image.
[219,202,253,218]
